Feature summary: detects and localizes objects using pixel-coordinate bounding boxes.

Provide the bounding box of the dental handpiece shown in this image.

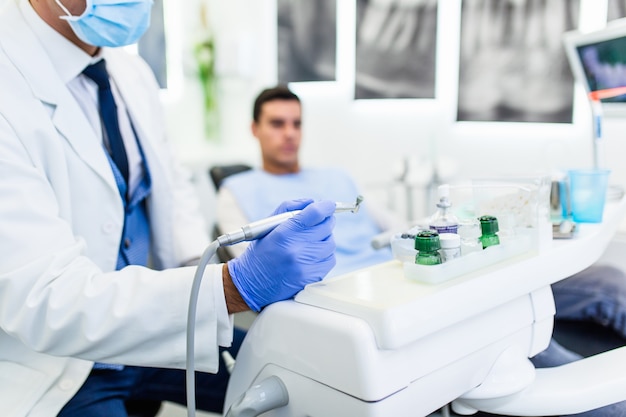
[216,195,363,247]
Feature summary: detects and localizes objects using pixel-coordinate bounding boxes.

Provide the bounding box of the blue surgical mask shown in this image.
[55,0,154,47]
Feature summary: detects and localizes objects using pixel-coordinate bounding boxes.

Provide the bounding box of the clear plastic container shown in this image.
[458,219,483,256]
[390,234,418,263]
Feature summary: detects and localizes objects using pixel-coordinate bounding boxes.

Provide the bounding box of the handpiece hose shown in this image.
[187,196,363,417]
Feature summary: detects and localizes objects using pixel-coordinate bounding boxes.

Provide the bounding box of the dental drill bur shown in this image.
[335,195,363,213]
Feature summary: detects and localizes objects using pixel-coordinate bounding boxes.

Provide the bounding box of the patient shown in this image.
[215,85,400,277]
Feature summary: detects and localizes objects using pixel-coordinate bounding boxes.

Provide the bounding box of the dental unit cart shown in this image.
[222,195,626,417]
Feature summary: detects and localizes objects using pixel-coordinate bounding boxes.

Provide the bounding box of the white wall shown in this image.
[161,0,626,222]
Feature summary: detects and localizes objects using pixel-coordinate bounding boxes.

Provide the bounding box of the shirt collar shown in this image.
[19,0,101,84]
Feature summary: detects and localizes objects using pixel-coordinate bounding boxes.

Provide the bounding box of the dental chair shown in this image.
[209,164,253,190]
[220,196,626,417]
[208,163,252,262]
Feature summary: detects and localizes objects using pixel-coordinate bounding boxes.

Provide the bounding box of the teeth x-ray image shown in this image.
[457,0,579,123]
[355,0,438,100]
[277,0,337,83]
[276,0,438,100]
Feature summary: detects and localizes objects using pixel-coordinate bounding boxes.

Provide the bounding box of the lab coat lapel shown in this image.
[0,2,118,193]
[49,95,119,193]
[104,52,156,151]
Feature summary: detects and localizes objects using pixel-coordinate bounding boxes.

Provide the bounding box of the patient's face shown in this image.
[253,99,302,174]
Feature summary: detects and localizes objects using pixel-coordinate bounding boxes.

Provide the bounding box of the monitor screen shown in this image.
[563,19,626,104]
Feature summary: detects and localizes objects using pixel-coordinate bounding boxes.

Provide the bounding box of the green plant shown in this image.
[194,2,219,139]
[195,35,216,116]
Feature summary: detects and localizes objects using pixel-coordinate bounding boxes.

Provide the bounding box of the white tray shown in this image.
[403,233,533,284]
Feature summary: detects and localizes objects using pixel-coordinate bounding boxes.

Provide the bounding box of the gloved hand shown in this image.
[227,199,336,311]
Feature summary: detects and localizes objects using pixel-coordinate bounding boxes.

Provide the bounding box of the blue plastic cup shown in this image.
[568,169,611,223]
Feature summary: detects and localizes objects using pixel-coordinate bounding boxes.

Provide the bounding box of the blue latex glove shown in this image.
[228,199,336,311]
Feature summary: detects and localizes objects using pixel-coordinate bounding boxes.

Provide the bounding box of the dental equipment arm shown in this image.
[453,346,626,416]
[221,195,626,417]
[186,197,362,417]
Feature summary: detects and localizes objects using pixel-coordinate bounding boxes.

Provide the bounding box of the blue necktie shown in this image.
[82,59,130,186]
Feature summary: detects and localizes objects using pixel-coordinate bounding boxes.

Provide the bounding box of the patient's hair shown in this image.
[253,85,301,122]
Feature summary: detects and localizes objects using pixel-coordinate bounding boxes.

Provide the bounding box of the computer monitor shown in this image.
[563,20,626,189]
[563,18,626,107]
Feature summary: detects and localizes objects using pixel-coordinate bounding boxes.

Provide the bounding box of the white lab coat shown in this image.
[0,1,230,415]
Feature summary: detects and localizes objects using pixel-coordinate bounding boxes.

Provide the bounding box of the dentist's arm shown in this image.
[222,264,249,314]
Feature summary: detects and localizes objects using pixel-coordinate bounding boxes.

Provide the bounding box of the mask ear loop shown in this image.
[54,0,89,20]
[54,0,73,18]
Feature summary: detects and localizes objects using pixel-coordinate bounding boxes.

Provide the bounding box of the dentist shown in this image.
[0,0,336,416]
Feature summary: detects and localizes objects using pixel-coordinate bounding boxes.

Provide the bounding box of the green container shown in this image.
[478,215,500,249]
[415,230,442,265]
